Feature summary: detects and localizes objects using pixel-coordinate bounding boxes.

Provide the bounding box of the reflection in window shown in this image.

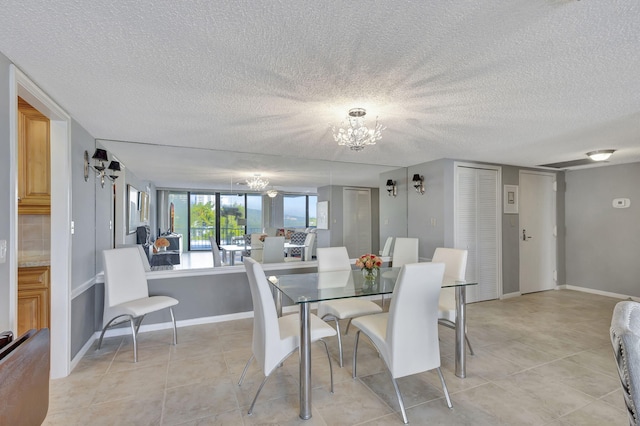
[190,193,216,250]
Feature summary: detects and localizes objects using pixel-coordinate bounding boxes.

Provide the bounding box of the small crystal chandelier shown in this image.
[246,174,269,191]
[331,108,385,152]
[266,189,278,198]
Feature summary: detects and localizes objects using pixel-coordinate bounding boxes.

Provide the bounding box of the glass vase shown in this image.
[362,268,377,281]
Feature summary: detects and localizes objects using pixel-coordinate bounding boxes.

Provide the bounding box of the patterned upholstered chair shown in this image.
[288,231,307,258]
[610,301,640,425]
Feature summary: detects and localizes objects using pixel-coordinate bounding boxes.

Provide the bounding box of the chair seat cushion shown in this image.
[317,299,383,320]
[109,295,178,319]
[278,313,337,343]
[352,313,389,363]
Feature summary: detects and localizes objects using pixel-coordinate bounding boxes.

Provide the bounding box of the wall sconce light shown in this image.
[412,174,425,194]
[385,179,397,197]
[84,149,120,188]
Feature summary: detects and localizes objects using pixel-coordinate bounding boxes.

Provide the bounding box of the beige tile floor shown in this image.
[44,290,628,425]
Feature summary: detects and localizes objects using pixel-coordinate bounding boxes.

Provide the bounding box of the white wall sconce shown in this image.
[412,174,425,194]
[385,179,397,197]
[84,148,120,188]
[586,149,615,161]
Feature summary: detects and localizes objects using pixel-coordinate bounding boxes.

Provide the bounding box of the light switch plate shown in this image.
[0,239,6,263]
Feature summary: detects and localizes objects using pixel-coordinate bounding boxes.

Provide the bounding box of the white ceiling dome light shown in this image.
[586,149,616,161]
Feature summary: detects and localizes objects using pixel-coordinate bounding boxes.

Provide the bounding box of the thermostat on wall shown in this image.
[613,198,631,208]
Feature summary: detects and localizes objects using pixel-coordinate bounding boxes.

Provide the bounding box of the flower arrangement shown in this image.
[355,253,383,279]
[155,237,170,249]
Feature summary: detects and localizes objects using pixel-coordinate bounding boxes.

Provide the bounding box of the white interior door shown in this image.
[343,188,371,258]
[455,164,501,303]
[519,171,556,294]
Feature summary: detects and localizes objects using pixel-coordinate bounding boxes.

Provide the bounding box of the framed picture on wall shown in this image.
[127,184,139,234]
[139,191,149,223]
[503,185,518,214]
[317,201,329,229]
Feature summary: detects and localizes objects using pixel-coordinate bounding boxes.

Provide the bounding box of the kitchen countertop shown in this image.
[18,251,51,268]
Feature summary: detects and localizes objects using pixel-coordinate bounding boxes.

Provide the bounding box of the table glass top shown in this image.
[270,267,477,304]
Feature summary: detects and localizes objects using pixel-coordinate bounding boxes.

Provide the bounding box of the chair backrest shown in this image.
[209,236,223,267]
[432,248,468,280]
[102,248,150,326]
[116,244,151,271]
[386,262,445,379]
[289,232,307,257]
[244,258,283,376]
[317,247,351,272]
[610,301,640,425]
[262,236,285,263]
[250,233,265,262]
[303,233,316,261]
[391,238,419,267]
[381,236,394,257]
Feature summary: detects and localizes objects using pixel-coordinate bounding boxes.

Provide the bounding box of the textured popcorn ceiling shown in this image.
[0,0,639,189]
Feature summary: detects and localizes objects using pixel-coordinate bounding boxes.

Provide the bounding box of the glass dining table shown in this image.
[269,266,477,420]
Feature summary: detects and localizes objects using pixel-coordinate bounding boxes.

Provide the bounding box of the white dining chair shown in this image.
[303,232,315,261]
[380,236,393,257]
[352,262,452,424]
[97,247,179,362]
[262,236,285,263]
[381,237,418,307]
[432,247,474,355]
[239,258,336,415]
[209,237,226,267]
[250,233,264,263]
[316,247,383,367]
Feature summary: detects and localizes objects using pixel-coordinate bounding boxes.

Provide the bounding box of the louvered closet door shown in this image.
[455,165,500,303]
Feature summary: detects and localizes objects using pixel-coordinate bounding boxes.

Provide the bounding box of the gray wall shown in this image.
[0,53,12,331]
[379,168,409,246]
[565,162,640,296]
[501,166,521,295]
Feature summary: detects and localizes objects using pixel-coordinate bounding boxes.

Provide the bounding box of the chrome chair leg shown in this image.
[248,374,270,415]
[318,339,334,393]
[323,314,344,367]
[465,334,474,355]
[134,314,146,335]
[344,318,353,335]
[438,318,474,355]
[437,367,453,408]
[169,307,178,345]
[238,354,255,386]
[390,376,408,424]
[130,317,138,363]
[352,330,361,379]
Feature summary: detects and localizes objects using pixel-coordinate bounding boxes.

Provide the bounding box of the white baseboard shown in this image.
[563,285,640,302]
[501,291,521,299]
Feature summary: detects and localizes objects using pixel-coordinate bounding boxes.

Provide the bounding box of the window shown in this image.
[284,194,318,228]
[189,193,216,250]
[163,191,314,250]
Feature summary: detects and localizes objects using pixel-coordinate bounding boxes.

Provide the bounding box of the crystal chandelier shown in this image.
[331,108,385,152]
[246,174,269,191]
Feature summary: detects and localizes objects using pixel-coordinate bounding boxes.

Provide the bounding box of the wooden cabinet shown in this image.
[17,267,50,336]
[18,97,50,215]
